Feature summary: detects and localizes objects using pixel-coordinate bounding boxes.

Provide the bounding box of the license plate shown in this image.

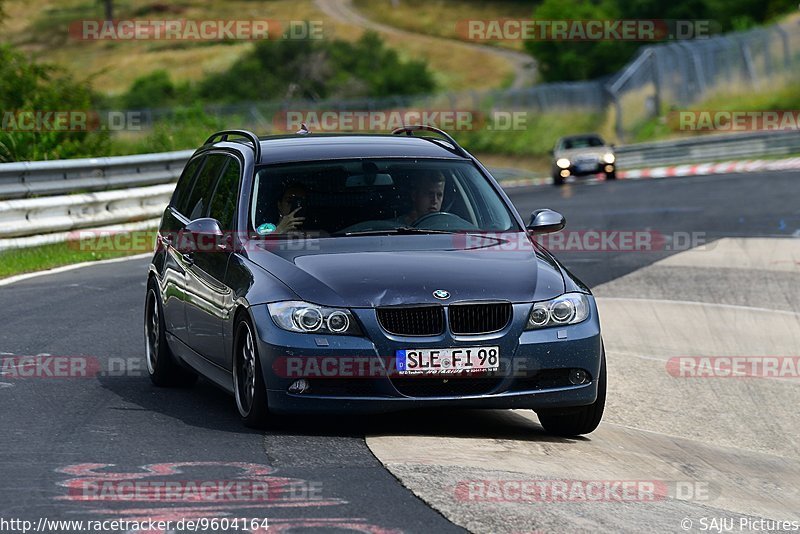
[396,347,500,375]
[577,162,596,172]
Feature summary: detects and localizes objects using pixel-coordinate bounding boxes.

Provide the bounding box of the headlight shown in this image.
[556,158,571,169]
[525,293,590,330]
[602,152,615,164]
[268,301,362,335]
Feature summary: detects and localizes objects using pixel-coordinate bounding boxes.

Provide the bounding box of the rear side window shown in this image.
[208,157,241,230]
[171,156,204,214]
[183,154,228,221]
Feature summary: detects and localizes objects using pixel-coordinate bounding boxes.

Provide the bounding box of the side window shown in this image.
[184,154,228,221]
[207,157,241,230]
[171,156,204,215]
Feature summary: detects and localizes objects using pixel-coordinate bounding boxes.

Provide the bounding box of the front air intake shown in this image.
[448,302,512,335]
[376,306,444,336]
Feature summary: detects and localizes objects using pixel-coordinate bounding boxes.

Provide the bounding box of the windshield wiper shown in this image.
[342,227,462,237]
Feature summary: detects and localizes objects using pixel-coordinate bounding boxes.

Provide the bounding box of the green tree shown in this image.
[122,70,178,109]
[525,0,638,82]
[100,0,113,20]
[327,32,435,97]
[525,0,799,81]
[197,31,435,103]
[0,45,109,162]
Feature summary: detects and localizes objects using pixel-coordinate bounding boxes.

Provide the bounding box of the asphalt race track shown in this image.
[1,170,798,533]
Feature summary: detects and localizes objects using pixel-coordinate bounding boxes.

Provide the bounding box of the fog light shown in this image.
[288,379,310,394]
[604,165,614,172]
[560,170,570,178]
[569,369,588,385]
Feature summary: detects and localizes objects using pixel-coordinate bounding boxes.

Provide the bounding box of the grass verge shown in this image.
[458,110,607,156]
[627,77,800,143]
[352,0,530,51]
[0,229,156,279]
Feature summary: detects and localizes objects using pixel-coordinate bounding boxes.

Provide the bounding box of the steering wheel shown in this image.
[411,211,458,227]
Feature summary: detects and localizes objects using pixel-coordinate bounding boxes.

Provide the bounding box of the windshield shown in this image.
[561,136,605,150]
[250,158,519,236]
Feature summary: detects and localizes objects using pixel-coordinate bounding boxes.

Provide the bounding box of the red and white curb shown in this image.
[498,156,800,188]
[620,157,800,179]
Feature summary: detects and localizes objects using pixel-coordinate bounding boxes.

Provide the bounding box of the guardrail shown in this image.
[0,150,193,200]
[615,130,800,168]
[0,184,173,238]
[1,130,798,250]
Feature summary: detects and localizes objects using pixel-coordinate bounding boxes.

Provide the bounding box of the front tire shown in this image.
[605,170,617,180]
[536,350,606,436]
[144,280,197,387]
[552,173,565,186]
[233,316,269,428]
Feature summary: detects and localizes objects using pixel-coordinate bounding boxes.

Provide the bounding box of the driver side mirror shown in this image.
[527,209,565,234]
[180,218,227,252]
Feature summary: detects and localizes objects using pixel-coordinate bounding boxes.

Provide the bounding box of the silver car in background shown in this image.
[551,134,617,185]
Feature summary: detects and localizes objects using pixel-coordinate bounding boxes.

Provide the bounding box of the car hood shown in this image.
[247,234,566,308]
[555,147,613,160]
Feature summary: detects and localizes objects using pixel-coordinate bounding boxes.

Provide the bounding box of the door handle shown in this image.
[182,252,195,266]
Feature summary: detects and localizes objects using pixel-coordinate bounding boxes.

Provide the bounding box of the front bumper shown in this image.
[556,163,615,178]
[250,300,603,415]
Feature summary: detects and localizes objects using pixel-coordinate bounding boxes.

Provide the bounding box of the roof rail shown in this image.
[391,125,469,158]
[204,130,262,162]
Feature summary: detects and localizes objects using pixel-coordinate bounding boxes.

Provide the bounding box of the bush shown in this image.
[117,104,226,154]
[198,31,436,102]
[326,32,436,97]
[0,45,110,162]
[122,70,175,109]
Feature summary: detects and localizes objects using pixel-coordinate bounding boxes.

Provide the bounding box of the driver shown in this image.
[397,171,445,225]
[256,182,306,234]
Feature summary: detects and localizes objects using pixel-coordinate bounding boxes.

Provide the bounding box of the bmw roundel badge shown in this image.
[433,289,450,300]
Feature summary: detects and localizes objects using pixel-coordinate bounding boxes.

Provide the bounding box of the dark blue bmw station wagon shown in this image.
[145,126,606,435]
